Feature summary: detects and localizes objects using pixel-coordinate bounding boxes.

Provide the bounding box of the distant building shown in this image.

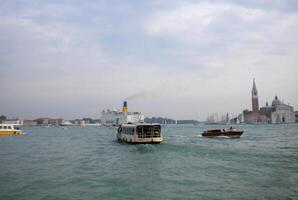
[71,119,85,125]
[243,79,295,124]
[93,119,101,124]
[49,119,59,126]
[23,120,37,126]
[35,118,49,126]
[258,96,295,124]
[1,119,23,125]
[295,111,298,123]
[57,118,64,125]
[177,120,199,124]
[145,117,176,124]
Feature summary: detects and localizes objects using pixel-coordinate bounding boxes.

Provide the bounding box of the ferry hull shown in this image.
[118,139,162,144]
[117,133,163,144]
[0,130,22,135]
[202,130,243,138]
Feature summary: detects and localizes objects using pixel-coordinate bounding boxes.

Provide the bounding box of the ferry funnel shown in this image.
[122,101,128,113]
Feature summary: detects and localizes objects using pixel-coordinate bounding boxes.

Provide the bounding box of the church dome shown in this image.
[272,95,281,107]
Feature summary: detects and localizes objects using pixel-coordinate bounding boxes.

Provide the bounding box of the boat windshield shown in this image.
[137,125,161,138]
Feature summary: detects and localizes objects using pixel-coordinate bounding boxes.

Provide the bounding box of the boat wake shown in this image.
[204,135,241,139]
[133,144,157,153]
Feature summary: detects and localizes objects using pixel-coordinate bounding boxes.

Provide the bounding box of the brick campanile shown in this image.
[251,78,259,112]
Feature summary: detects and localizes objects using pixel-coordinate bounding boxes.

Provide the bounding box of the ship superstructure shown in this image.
[101,101,144,126]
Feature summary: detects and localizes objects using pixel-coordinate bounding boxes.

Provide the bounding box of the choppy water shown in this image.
[1,124,298,200]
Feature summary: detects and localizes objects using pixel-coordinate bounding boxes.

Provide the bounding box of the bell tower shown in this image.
[251,78,259,112]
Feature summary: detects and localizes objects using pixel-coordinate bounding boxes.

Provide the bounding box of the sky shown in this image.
[1,0,298,120]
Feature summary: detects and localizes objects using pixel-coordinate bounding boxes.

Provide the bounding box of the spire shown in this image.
[251,78,259,112]
[252,78,258,96]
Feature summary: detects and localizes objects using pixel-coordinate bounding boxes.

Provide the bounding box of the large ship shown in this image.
[101,101,144,126]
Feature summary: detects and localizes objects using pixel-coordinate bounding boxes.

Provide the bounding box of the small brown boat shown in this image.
[202,128,243,138]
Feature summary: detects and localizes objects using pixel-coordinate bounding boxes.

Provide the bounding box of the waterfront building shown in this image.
[71,119,85,125]
[268,96,295,123]
[57,118,64,125]
[101,101,144,126]
[1,119,23,125]
[35,118,49,126]
[243,79,295,124]
[49,119,59,126]
[23,120,37,126]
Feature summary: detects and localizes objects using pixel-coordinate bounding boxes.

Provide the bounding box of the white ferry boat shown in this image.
[117,123,163,144]
[101,101,144,126]
[0,124,22,135]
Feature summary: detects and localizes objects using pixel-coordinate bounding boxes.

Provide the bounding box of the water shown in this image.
[1,124,298,200]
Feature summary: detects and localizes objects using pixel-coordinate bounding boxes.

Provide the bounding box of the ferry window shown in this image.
[0,126,2,129]
[4,126,7,129]
[137,126,143,138]
[143,126,153,134]
[123,127,133,135]
[8,126,12,129]
[153,125,160,133]
[143,126,149,134]
[137,126,143,134]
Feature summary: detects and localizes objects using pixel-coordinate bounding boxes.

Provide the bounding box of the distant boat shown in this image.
[60,121,74,126]
[81,123,101,126]
[202,128,243,138]
[0,124,22,135]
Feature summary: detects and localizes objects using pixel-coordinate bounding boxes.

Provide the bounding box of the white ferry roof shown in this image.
[121,123,160,127]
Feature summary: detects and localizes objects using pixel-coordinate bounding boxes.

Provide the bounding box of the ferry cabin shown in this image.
[117,123,163,144]
[0,124,22,135]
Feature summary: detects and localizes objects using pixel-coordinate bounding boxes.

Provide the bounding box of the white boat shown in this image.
[116,123,163,144]
[0,124,22,135]
[60,121,74,126]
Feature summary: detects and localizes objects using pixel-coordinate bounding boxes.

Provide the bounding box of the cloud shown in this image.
[0,0,298,120]
[141,2,298,117]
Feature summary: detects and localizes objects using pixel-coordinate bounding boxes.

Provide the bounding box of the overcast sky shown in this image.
[1,0,298,120]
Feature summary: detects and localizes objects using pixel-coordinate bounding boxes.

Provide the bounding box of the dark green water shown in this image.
[1,124,298,200]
